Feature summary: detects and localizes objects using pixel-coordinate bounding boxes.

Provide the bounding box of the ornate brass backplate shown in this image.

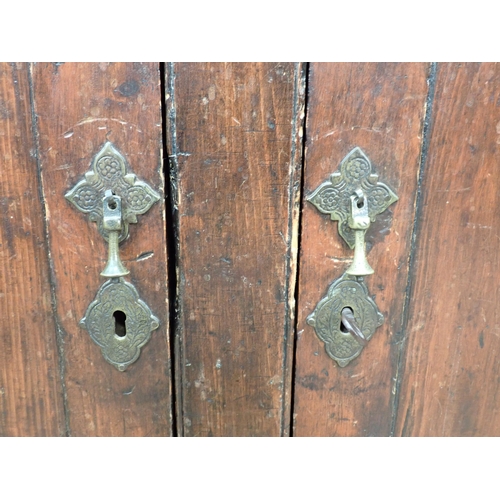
[65,141,160,242]
[306,147,398,248]
[65,142,160,371]
[81,278,159,372]
[307,274,384,367]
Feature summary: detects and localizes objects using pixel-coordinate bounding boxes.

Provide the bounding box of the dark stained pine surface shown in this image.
[32,62,173,436]
[0,63,65,436]
[166,63,305,436]
[395,63,500,436]
[0,62,499,436]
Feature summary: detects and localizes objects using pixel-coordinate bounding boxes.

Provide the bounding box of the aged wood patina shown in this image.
[1,62,499,436]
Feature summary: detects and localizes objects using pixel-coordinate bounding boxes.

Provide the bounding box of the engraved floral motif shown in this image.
[344,157,370,181]
[314,187,341,212]
[306,147,398,248]
[81,278,159,371]
[127,186,156,213]
[307,274,384,367]
[369,186,391,213]
[327,335,356,360]
[72,185,99,211]
[65,142,160,241]
[96,155,123,180]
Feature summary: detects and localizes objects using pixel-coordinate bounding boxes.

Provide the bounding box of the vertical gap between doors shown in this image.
[160,62,179,437]
[287,62,310,437]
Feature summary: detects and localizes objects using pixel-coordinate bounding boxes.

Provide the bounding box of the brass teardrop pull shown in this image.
[101,190,129,278]
[345,190,374,277]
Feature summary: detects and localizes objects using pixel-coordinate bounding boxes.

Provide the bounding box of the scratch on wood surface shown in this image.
[321,130,337,140]
[466,223,492,230]
[327,257,353,263]
[436,186,471,193]
[168,152,191,158]
[63,117,143,135]
[278,231,287,246]
[136,251,154,262]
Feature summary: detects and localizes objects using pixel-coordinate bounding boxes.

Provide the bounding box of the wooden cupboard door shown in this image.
[293,62,500,437]
[394,63,500,436]
[34,62,173,436]
[293,63,429,436]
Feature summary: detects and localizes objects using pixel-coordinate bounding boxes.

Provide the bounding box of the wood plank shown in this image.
[395,63,500,436]
[166,62,304,436]
[0,63,65,436]
[32,63,172,436]
[293,63,429,436]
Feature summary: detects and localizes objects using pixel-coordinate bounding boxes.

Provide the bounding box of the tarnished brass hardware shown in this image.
[307,147,398,248]
[345,190,374,277]
[307,274,383,367]
[65,142,161,371]
[307,147,397,366]
[80,278,159,372]
[65,141,160,241]
[101,190,129,278]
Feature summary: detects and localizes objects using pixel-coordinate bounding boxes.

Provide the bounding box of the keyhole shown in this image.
[108,200,117,210]
[340,307,354,332]
[356,198,364,208]
[113,310,127,337]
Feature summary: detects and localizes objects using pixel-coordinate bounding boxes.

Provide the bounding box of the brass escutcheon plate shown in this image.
[307,274,384,367]
[80,278,159,371]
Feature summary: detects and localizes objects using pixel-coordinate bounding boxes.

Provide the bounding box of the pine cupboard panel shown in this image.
[0,63,65,436]
[395,63,500,436]
[293,63,429,436]
[5,62,500,437]
[166,62,305,436]
[32,62,173,436]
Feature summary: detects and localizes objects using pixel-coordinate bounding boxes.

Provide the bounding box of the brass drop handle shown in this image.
[101,190,129,278]
[346,190,374,277]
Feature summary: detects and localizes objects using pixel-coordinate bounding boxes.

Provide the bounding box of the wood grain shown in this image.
[166,62,304,436]
[0,63,65,436]
[293,63,429,436]
[32,63,172,436]
[395,63,500,436]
